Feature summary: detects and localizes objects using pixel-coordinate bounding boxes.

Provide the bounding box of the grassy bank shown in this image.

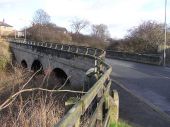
[0,39,65,126]
[0,38,11,71]
[0,71,75,127]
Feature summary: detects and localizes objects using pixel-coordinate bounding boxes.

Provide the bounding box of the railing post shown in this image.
[109,90,119,127]
[94,49,97,56]
[96,102,103,127]
[61,45,63,50]
[76,48,79,53]
[55,44,58,49]
[50,43,52,48]
[74,118,80,127]
[96,85,103,126]
[85,48,88,55]
[94,59,97,73]
[68,46,70,51]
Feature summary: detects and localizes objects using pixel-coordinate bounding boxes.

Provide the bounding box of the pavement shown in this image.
[106,58,170,127]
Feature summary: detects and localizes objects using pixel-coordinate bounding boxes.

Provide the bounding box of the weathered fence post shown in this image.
[109,90,119,127]
[74,118,80,127]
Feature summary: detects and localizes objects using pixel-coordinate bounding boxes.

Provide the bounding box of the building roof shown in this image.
[55,26,67,32]
[0,21,12,27]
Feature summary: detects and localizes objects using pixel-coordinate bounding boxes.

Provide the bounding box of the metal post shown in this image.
[24,27,26,42]
[163,0,167,67]
[94,59,97,73]
[15,30,16,39]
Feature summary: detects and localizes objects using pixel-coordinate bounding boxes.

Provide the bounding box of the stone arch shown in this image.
[21,60,27,68]
[48,68,70,89]
[31,59,43,73]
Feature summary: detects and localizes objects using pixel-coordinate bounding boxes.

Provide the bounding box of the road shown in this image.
[106,58,170,126]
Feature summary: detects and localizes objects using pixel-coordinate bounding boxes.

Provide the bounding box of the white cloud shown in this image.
[43,0,169,38]
[0,0,22,4]
[0,0,169,38]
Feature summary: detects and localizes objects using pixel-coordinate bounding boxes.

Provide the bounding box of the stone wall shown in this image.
[106,50,162,65]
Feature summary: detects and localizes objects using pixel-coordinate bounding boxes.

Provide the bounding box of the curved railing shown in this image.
[8,39,119,127]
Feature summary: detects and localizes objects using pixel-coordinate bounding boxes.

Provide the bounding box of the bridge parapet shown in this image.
[9,39,105,58]
[106,50,162,65]
[8,39,118,127]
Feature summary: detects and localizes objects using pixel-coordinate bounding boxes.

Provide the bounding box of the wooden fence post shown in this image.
[74,118,80,127]
[109,90,119,127]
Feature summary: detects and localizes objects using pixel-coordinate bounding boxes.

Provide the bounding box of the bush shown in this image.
[108,37,158,54]
[71,33,108,49]
[0,92,65,127]
[26,24,72,43]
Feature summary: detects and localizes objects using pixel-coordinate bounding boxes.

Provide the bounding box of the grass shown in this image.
[0,38,11,71]
[0,91,65,127]
[109,120,132,127]
[117,120,132,127]
[0,67,79,127]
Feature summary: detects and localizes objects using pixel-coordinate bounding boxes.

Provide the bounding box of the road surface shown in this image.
[106,58,170,126]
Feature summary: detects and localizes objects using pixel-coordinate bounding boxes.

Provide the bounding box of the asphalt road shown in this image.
[106,58,170,126]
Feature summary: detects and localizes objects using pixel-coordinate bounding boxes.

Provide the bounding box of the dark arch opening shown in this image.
[31,60,43,73]
[53,68,67,79]
[48,68,70,89]
[21,60,27,68]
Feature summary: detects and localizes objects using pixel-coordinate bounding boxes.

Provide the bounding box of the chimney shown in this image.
[2,19,5,23]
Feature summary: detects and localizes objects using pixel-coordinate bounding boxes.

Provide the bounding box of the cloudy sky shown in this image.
[0,0,169,38]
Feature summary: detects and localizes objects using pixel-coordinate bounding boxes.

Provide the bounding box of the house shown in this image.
[17,30,25,37]
[55,26,67,34]
[0,19,14,37]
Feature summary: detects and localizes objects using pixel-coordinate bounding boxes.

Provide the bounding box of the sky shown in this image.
[0,0,170,39]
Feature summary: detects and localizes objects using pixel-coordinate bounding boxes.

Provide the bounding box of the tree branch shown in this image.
[0,88,86,111]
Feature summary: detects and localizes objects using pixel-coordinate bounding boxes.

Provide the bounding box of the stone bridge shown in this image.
[8,39,121,127]
[9,40,105,88]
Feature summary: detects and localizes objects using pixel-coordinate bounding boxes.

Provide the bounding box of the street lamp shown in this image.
[24,27,26,41]
[163,0,167,66]
[19,18,30,42]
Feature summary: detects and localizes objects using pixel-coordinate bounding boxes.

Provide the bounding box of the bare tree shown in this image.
[33,9,51,25]
[128,21,165,47]
[70,18,89,34]
[31,9,51,41]
[125,21,170,53]
[91,24,110,40]
[27,23,72,42]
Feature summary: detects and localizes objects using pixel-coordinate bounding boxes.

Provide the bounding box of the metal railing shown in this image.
[8,39,119,127]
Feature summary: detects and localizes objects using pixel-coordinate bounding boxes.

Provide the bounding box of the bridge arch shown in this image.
[31,59,43,73]
[21,60,27,68]
[48,68,69,89]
